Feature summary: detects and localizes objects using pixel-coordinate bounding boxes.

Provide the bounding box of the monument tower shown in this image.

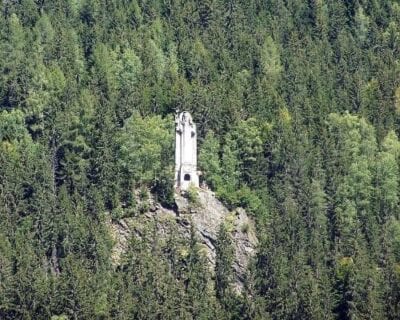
[175,111,199,190]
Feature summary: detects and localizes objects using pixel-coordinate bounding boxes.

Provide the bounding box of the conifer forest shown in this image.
[2,0,400,319]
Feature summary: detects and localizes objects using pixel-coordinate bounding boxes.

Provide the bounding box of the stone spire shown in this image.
[175,111,199,190]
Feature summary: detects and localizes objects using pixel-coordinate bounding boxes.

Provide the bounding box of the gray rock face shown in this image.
[108,188,258,292]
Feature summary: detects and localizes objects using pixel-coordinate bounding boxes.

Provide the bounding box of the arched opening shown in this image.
[184,174,191,181]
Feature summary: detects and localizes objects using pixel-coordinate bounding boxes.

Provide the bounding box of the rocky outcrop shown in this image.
[108,188,258,292]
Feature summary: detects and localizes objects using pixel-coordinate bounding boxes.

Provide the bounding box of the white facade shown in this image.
[175,111,199,190]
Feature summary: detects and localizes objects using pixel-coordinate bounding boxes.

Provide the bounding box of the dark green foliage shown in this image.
[215,223,235,303]
[1,0,400,319]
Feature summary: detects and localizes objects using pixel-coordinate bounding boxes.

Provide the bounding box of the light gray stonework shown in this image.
[174,111,199,190]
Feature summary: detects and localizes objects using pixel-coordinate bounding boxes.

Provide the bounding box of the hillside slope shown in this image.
[1,1,400,319]
[109,188,258,292]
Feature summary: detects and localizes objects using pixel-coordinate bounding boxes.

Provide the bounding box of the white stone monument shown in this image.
[175,111,199,190]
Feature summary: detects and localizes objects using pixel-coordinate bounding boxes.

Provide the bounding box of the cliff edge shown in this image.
[108,188,258,292]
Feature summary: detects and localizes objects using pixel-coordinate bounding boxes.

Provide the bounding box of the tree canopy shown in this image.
[1,0,400,319]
